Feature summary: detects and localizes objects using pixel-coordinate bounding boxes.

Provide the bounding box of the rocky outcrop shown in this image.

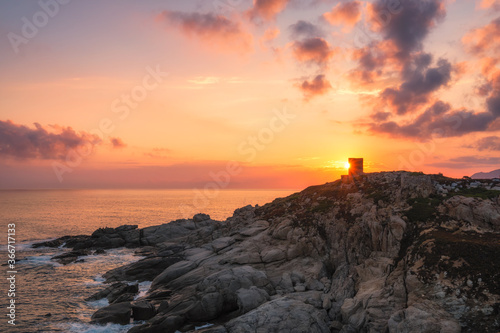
[36,172,500,332]
[86,282,139,304]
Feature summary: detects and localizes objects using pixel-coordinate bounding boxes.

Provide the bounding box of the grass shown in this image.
[405,196,442,223]
[309,200,333,213]
[450,187,500,200]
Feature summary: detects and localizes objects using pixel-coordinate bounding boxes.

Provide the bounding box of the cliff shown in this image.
[36,171,500,332]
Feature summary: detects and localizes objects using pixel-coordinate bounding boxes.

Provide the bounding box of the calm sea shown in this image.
[0,189,295,333]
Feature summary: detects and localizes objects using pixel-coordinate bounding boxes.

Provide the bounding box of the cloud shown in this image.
[323,1,362,31]
[472,136,500,151]
[158,11,253,53]
[462,17,500,56]
[345,0,478,140]
[378,56,453,114]
[144,147,172,159]
[349,0,448,87]
[479,0,500,10]
[463,18,500,118]
[247,0,290,22]
[110,137,126,149]
[289,20,324,38]
[292,37,336,66]
[367,100,499,139]
[428,155,500,169]
[261,27,280,42]
[187,76,221,85]
[450,156,500,165]
[297,74,332,100]
[0,120,101,160]
[368,0,446,58]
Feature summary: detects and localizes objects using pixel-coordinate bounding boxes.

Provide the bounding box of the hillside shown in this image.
[472,168,500,179]
[36,171,500,332]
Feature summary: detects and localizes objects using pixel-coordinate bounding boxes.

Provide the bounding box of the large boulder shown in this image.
[86,282,139,303]
[90,302,132,325]
[131,300,157,320]
[224,298,330,333]
[186,266,273,321]
[104,256,183,282]
[151,261,197,290]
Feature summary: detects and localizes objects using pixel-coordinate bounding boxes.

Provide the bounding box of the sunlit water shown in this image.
[0,189,294,332]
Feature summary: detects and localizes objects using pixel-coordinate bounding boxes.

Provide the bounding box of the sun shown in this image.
[344,162,350,169]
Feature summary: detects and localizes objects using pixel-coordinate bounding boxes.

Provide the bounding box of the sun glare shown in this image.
[344,162,350,169]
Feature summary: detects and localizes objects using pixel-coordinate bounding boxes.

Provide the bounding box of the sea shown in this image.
[0,189,295,333]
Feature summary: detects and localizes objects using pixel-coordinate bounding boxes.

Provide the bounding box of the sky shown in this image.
[0,0,499,189]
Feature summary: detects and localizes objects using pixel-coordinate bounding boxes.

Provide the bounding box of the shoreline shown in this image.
[32,172,500,332]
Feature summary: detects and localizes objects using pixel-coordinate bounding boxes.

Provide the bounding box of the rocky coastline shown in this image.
[34,171,500,332]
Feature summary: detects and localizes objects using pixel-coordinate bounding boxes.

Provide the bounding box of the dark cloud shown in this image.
[369,0,446,58]
[110,137,126,149]
[473,136,500,151]
[297,74,332,100]
[350,0,448,86]
[0,120,101,160]
[292,37,335,66]
[289,20,324,38]
[368,101,498,139]
[379,56,453,114]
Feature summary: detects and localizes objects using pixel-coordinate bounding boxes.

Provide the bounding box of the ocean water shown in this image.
[0,189,294,332]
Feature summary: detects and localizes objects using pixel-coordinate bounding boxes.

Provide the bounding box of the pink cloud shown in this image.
[110,137,126,149]
[247,0,290,22]
[158,11,253,53]
[323,1,362,31]
[297,75,332,100]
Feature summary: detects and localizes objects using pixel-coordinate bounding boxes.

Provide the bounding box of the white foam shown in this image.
[86,298,109,309]
[22,255,62,267]
[134,281,152,300]
[62,322,136,333]
[195,323,214,330]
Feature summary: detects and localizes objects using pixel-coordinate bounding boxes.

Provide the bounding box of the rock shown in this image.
[187,292,224,321]
[211,236,236,252]
[90,302,131,325]
[128,314,185,333]
[193,213,211,222]
[52,249,90,265]
[104,256,183,282]
[73,171,499,333]
[113,293,136,303]
[294,285,306,292]
[185,266,273,321]
[32,235,91,249]
[151,260,197,290]
[236,286,269,313]
[224,298,330,333]
[86,282,138,303]
[261,248,286,263]
[131,300,156,320]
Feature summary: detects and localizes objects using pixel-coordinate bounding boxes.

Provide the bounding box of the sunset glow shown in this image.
[0,0,499,189]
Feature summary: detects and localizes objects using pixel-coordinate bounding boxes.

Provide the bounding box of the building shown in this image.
[348,158,364,177]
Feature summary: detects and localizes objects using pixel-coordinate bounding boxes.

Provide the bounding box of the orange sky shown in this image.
[0,0,499,189]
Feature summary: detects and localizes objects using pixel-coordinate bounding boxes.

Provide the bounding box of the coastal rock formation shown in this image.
[36,172,500,332]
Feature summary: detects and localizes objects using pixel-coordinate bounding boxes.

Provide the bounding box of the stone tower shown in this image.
[348,158,363,177]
